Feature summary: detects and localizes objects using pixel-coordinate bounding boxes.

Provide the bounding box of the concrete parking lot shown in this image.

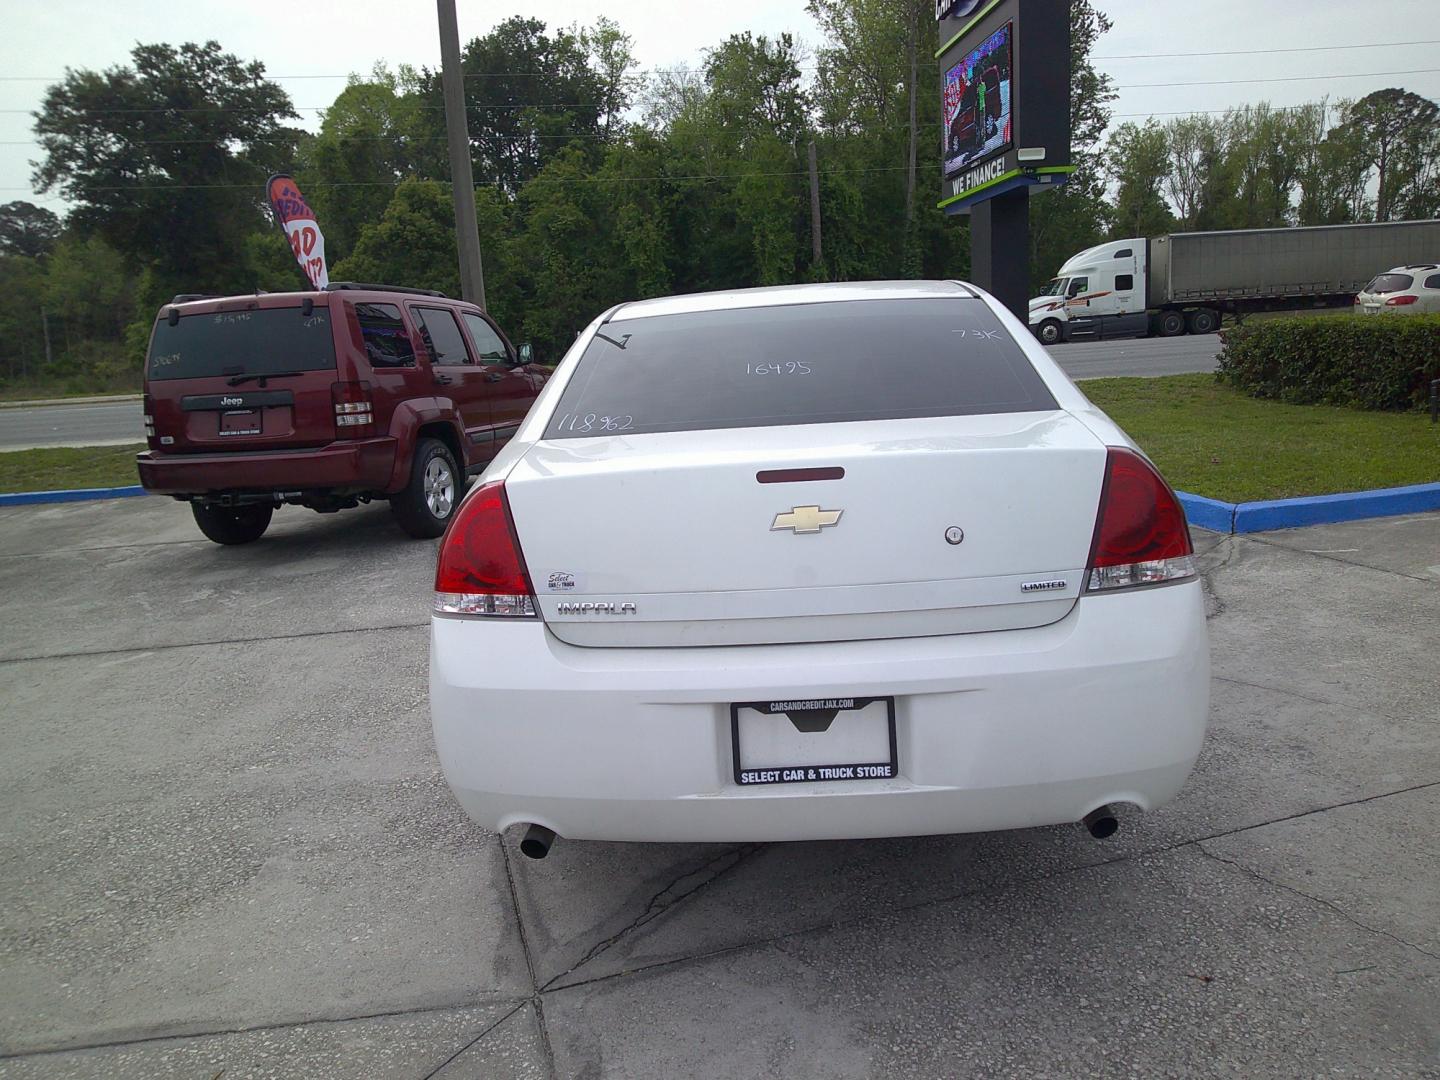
[0,497,1436,1078]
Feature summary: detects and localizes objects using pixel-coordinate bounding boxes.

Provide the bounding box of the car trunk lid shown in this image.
[506,411,1106,647]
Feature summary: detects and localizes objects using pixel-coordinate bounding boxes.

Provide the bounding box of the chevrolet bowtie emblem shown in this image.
[771,505,843,534]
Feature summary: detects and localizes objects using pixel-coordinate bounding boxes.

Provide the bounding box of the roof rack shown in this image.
[323,282,449,298]
[170,293,222,303]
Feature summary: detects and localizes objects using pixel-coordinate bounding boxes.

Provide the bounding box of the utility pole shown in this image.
[437,0,486,309]
[40,308,53,372]
[807,140,823,269]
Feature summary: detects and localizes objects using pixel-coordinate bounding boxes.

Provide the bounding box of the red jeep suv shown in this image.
[137,283,547,544]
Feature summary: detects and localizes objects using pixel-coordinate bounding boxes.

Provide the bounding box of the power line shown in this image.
[1092,40,1440,60]
[6,66,1435,117]
[0,38,1434,82]
[1119,68,1439,89]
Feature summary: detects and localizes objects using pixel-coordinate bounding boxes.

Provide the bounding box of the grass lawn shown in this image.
[0,380,140,403]
[1083,374,1440,503]
[0,444,145,494]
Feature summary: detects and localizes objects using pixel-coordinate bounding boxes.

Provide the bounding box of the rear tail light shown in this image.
[142,395,156,438]
[434,480,537,617]
[332,380,373,428]
[1085,447,1195,592]
[1384,295,1418,306]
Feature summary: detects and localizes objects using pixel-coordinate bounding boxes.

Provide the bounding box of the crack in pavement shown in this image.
[1194,841,1440,962]
[0,537,213,560]
[1198,533,1240,620]
[1244,533,1440,588]
[541,777,1440,997]
[419,1000,531,1080]
[1212,673,1438,727]
[7,781,1437,1066]
[0,621,428,665]
[500,838,558,1080]
[541,843,766,992]
[0,997,528,1063]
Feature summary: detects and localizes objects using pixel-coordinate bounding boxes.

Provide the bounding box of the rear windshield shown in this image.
[1365,273,1414,294]
[147,307,336,381]
[543,298,1056,439]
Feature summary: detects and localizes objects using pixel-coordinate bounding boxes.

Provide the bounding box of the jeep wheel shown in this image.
[392,437,461,539]
[192,502,273,545]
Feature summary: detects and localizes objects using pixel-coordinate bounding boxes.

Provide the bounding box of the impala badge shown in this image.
[771,505,843,534]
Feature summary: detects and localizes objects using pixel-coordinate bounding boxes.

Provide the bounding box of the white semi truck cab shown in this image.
[1028,238,1173,345]
[1029,220,1440,345]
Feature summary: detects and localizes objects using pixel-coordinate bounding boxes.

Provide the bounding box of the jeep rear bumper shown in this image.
[137,438,399,497]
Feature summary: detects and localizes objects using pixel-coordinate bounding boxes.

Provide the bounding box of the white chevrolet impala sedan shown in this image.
[430,281,1209,858]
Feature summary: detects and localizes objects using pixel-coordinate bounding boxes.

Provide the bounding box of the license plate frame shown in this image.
[219,408,262,436]
[730,696,898,786]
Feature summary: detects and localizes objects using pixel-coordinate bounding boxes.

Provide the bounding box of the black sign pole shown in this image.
[970,187,1029,320]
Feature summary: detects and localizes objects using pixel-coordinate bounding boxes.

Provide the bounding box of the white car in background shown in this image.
[1355,264,1440,314]
[430,281,1209,859]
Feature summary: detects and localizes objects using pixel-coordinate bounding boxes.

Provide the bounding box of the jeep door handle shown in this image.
[484,373,503,383]
[433,374,452,386]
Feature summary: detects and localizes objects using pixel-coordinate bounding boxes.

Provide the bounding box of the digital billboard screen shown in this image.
[942,22,1013,178]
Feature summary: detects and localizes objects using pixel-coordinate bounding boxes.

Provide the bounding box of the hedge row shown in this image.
[1216,314,1440,411]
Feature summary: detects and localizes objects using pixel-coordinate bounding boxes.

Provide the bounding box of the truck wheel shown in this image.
[1186,308,1220,334]
[391,437,461,539]
[1157,310,1185,337]
[1036,319,1063,346]
[192,502,273,545]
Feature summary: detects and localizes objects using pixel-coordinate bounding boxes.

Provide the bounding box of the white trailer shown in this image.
[1028,219,1440,345]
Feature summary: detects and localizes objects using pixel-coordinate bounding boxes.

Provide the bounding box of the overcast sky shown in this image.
[4,0,1438,214]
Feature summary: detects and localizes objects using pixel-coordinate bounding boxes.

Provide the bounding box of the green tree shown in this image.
[43,233,133,343]
[412,17,612,196]
[31,41,299,293]
[1340,88,1440,220]
[0,202,62,258]
[1295,100,1372,224]
[1107,120,1175,238]
[0,256,48,382]
[303,69,432,261]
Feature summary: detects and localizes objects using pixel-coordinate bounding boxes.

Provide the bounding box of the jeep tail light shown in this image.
[332,380,373,428]
[434,480,537,617]
[1085,447,1195,592]
[142,394,156,439]
[1384,295,1418,306]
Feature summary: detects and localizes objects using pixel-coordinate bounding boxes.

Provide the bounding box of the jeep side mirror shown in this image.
[517,342,533,365]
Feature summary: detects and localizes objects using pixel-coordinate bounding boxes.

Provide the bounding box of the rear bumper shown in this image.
[137,438,398,496]
[430,580,1210,843]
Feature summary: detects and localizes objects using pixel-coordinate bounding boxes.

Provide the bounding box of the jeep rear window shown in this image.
[543,298,1056,438]
[147,308,336,381]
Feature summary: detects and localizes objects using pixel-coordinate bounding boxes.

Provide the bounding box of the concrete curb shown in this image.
[0,394,141,409]
[1178,482,1440,534]
[0,486,148,507]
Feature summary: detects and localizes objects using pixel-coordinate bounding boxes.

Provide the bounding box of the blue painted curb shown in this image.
[1176,492,1236,534]
[0,485,147,507]
[1178,481,1440,534]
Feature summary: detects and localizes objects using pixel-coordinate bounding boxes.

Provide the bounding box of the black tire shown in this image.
[1186,308,1220,334]
[391,437,461,539]
[192,502,273,545]
[1036,319,1064,346]
[1157,310,1186,337]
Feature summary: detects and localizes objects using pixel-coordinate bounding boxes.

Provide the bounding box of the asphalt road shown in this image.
[1,497,1437,1077]
[0,336,1224,452]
